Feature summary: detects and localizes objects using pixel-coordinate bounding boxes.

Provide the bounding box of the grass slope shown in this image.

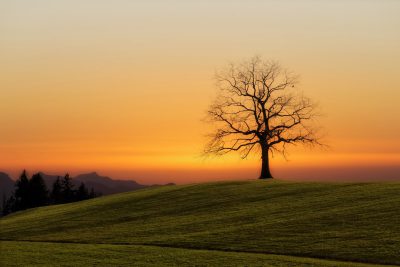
[1,180,400,266]
[0,241,387,267]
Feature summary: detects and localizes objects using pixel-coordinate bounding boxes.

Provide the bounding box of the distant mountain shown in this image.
[73,172,148,195]
[0,172,15,207]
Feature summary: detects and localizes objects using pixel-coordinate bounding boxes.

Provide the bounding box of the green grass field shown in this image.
[1,180,400,266]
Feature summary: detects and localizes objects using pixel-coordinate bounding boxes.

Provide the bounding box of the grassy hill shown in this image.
[1,180,400,266]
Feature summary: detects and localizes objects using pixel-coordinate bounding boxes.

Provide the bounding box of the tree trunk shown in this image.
[260,146,273,179]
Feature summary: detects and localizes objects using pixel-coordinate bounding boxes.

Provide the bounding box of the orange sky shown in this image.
[1,1,400,184]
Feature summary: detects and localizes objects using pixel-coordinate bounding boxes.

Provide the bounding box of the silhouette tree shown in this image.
[76,182,89,201]
[89,188,97,199]
[14,170,30,210]
[1,194,7,216]
[1,194,5,209]
[28,173,49,207]
[51,176,63,204]
[61,174,74,203]
[2,195,15,216]
[2,171,100,216]
[204,56,321,179]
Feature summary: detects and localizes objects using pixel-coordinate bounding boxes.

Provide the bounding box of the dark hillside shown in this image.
[1,180,399,265]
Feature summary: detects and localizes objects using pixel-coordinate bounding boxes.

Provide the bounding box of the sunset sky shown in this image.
[1,0,399,184]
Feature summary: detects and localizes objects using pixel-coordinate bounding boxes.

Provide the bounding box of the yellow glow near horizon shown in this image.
[1,1,400,183]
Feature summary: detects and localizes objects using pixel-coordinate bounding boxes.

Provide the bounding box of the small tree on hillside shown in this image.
[51,177,63,204]
[76,182,89,201]
[61,174,74,203]
[204,56,321,179]
[2,195,15,216]
[14,170,30,210]
[28,173,49,207]
[89,188,97,199]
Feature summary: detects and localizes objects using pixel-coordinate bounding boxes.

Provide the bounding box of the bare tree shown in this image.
[204,56,321,179]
